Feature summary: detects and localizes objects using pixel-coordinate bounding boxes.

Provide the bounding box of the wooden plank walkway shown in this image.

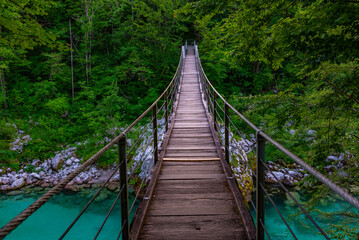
[132,47,255,240]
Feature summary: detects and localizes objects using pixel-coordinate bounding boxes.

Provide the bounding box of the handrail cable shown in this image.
[93,184,126,240]
[259,182,298,240]
[260,159,330,239]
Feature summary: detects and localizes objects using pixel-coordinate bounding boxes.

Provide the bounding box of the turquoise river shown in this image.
[0,187,358,239]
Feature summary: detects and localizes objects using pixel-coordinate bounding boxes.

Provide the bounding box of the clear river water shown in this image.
[0,187,357,239]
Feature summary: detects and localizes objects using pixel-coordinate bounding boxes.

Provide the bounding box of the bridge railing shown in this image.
[0,46,187,240]
[194,43,359,240]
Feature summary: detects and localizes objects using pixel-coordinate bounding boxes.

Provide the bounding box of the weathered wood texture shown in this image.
[135,47,252,240]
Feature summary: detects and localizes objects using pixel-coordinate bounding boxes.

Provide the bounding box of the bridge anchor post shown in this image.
[153,104,159,164]
[119,135,130,240]
[165,92,168,131]
[256,132,265,240]
[224,103,229,163]
[213,94,217,131]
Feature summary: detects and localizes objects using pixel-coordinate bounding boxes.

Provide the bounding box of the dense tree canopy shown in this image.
[0,0,358,187]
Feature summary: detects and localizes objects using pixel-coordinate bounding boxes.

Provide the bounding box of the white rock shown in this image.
[31,159,40,166]
[289,129,296,135]
[267,171,285,183]
[51,154,64,171]
[30,173,41,179]
[1,177,11,185]
[65,160,72,166]
[327,155,339,161]
[10,178,25,189]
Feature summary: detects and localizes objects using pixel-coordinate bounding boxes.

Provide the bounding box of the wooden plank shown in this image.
[163,157,220,161]
[166,146,216,150]
[154,188,228,195]
[155,178,227,188]
[139,215,246,240]
[165,149,218,153]
[164,153,219,158]
[147,198,236,216]
[161,164,221,171]
[170,133,212,138]
[169,138,213,142]
[159,169,222,175]
[152,192,232,200]
[167,142,216,146]
[158,173,225,180]
[162,160,221,166]
[174,119,208,122]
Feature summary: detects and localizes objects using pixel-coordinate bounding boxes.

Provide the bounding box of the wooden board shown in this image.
[163,157,220,161]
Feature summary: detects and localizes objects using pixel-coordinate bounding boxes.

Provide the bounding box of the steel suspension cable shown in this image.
[259,182,298,240]
[93,184,126,240]
[59,163,122,239]
[129,158,155,214]
[260,159,330,239]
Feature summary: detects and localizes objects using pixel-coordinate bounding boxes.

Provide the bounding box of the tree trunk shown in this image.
[1,56,7,108]
[252,61,260,74]
[273,71,278,94]
[69,18,74,102]
[89,0,94,78]
[131,0,134,36]
[85,0,90,84]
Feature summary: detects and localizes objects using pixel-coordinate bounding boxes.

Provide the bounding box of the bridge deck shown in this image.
[133,47,253,239]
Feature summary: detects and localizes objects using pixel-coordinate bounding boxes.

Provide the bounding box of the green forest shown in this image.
[1,0,358,185]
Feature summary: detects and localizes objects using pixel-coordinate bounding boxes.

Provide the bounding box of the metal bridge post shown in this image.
[185,40,187,50]
[165,91,168,131]
[224,103,229,163]
[119,135,130,240]
[256,132,265,240]
[213,94,217,131]
[153,104,159,164]
[207,87,211,114]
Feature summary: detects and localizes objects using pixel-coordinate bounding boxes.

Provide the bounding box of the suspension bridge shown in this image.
[0,43,358,240]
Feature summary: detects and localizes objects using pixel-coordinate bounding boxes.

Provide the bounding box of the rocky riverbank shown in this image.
[219,128,307,188]
[0,146,120,192]
[1,120,167,193]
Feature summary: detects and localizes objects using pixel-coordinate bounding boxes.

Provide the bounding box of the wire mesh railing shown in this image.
[194,42,359,240]
[0,44,187,240]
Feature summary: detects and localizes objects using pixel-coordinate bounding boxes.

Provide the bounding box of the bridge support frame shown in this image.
[153,103,159,164]
[213,94,217,131]
[256,132,265,240]
[119,135,130,240]
[224,103,229,163]
[165,92,168,131]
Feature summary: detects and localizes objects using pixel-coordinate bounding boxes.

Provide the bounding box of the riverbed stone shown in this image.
[283,176,295,187]
[51,154,64,171]
[6,190,23,196]
[266,171,285,183]
[65,159,72,166]
[10,178,25,190]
